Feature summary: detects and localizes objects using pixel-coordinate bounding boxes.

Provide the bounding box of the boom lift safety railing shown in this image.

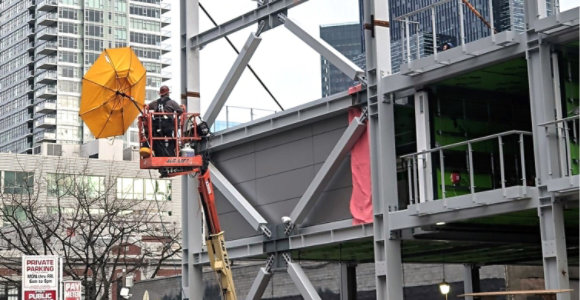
[400,130,533,207]
[538,115,579,183]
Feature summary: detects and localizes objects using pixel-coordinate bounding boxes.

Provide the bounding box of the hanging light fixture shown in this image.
[439,262,450,299]
[439,281,450,295]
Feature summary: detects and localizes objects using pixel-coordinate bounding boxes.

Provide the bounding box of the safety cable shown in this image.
[198,2,285,111]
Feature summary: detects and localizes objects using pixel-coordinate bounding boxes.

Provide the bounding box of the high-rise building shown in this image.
[389,0,526,72]
[0,0,170,155]
[320,23,366,97]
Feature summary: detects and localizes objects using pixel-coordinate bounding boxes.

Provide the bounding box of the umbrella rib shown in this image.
[95,92,124,138]
[105,48,124,93]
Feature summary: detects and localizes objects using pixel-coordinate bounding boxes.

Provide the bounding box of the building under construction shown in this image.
[174,0,579,299]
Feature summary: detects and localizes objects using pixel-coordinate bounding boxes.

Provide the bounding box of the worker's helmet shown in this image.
[159,85,170,96]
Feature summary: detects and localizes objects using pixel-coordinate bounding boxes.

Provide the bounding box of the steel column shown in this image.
[209,163,271,236]
[363,0,403,299]
[286,260,322,300]
[288,115,367,227]
[339,263,357,300]
[414,91,433,202]
[181,0,203,298]
[204,33,262,127]
[463,265,474,300]
[538,195,570,300]
[280,15,365,81]
[527,43,561,184]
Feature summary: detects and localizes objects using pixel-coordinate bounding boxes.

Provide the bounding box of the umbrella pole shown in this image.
[115,91,153,149]
[116,91,144,115]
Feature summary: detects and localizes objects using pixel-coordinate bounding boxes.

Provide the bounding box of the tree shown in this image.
[0,157,181,299]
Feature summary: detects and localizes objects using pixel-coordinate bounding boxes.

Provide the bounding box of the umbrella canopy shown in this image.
[80,47,146,138]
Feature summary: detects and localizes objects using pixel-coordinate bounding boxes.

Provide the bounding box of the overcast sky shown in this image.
[166,0,579,121]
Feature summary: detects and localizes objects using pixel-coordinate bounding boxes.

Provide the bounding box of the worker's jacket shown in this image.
[149,96,183,136]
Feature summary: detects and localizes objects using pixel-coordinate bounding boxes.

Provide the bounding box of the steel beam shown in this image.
[190,0,310,49]
[288,219,374,249]
[286,260,322,300]
[207,91,356,151]
[245,267,273,300]
[204,33,262,127]
[390,187,538,230]
[288,114,367,227]
[280,15,365,82]
[209,163,270,236]
[181,0,203,298]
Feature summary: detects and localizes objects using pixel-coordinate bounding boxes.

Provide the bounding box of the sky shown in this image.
[166,0,579,122]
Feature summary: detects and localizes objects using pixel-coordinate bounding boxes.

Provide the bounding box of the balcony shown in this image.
[161,16,171,26]
[160,43,171,54]
[34,115,57,128]
[160,30,171,41]
[35,85,57,99]
[161,71,171,81]
[36,27,57,41]
[37,12,58,26]
[36,41,58,56]
[34,130,56,142]
[37,0,58,12]
[35,100,57,114]
[160,58,171,67]
[36,56,57,70]
[35,70,57,84]
[401,130,534,210]
[160,2,171,13]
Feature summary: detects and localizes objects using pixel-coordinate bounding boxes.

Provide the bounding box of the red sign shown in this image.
[63,281,82,300]
[24,290,56,300]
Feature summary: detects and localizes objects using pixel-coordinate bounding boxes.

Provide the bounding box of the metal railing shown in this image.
[538,115,579,180]
[400,130,533,206]
[391,0,524,72]
[212,105,278,132]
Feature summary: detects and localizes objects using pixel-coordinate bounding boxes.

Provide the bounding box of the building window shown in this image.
[85,9,103,22]
[85,24,103,37]
[3,171,33,194]
[47,174,104,198]
[117,178,171,201]
[59,8,79,20]
[129,4,160,18]
[84,0,103,9]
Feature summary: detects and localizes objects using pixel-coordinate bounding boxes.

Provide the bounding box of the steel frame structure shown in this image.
[180,1,579,299]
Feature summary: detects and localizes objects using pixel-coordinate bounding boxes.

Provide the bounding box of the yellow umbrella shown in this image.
[80,47,146,138]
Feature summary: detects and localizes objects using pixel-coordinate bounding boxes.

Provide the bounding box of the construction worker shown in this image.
[148,85,183,157]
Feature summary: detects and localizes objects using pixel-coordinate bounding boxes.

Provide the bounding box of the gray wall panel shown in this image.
[210,141,255,161]
[213,152,257,184]
[218,210,257,240]
[312,114,348,135]
[304,187,353,226]
[253,125,313,152]
[255,138,314,177]
[212,113,358,239]
[312,127,348,164]
[255,166,315,205]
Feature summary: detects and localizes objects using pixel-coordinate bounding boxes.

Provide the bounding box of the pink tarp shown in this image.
[348,108,373,225]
